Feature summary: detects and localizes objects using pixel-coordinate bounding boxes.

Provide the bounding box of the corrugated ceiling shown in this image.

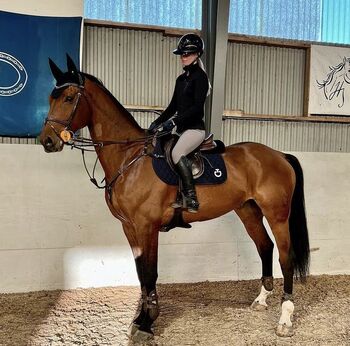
[84,0,350,45]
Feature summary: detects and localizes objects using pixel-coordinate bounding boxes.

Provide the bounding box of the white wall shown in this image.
[0,0,83,16]
[0,144,349,293]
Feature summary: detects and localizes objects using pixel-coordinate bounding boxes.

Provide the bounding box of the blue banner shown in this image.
[0,10,81,137]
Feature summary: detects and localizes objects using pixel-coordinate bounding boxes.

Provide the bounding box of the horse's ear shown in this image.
[48,58,64,81]
[66,53,79,74]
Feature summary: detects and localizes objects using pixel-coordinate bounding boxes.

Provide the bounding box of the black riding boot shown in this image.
[173,156,199,213]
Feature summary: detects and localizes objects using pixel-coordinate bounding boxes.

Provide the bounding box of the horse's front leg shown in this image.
[122,223,160,340]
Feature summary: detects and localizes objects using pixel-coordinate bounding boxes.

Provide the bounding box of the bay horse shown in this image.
[39,55,310,340]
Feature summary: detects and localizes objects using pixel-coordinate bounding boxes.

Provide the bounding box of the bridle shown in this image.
[45,83,165,148]
[44,83,85,142]
[43,81,167,204]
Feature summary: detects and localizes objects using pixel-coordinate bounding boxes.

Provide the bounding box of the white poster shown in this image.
[309,44,350,116]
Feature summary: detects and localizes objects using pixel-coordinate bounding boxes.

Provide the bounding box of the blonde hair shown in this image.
[198,58,212,97]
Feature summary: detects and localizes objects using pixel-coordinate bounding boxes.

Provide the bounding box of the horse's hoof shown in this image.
[127,323,140,337]
[251,301,267,311]
[276,323,295,337]
[132,329,154,342]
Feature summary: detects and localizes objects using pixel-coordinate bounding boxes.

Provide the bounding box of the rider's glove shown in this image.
[162,119,175,132]
[148,121,159,134]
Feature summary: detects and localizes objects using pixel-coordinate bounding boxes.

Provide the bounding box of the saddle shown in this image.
[165,133,216,178]
[152,133,226,185]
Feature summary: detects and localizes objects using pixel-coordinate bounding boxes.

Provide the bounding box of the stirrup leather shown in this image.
[171,190,183,209]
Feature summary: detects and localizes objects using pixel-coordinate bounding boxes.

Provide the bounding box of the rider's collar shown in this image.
[183,60,199,73]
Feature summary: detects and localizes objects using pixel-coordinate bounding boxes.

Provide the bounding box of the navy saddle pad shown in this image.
[152,140,227,186]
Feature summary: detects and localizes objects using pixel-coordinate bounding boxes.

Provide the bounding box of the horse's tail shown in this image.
[285,154,310,281]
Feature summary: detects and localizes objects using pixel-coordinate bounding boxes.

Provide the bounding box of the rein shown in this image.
[67,132,169,192]
[45,80,169,207]
[45,83,163,151]
[78,138,150,191]
[75,129,168,191]
[66,131,158,151]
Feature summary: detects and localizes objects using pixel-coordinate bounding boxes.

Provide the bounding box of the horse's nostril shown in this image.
[44,136,54,148]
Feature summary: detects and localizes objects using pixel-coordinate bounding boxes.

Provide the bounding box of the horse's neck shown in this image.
[86,82,144,178]
[87,82,142,141]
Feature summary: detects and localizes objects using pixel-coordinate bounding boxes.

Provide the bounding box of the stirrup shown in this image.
[171,192,199,212]
[185,201,199,213]
[183,192,199,213]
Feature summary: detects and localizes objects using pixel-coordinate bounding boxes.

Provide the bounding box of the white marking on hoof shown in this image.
[251,285,272,310]
[276,300,295,337]
[276,323,295,337]
[127,323,139,337]
[132,329,154,342]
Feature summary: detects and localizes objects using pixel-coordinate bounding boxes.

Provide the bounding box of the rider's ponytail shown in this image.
[198,58,212,97]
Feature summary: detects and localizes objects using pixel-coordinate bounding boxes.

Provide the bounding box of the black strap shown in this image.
[81,149,105,189]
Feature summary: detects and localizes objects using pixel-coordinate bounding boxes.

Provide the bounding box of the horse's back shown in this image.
[227,141,284,156]
[224,141,288,171]
[223,142,296,208]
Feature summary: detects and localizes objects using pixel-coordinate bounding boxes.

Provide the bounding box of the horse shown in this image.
[39,55,310,340]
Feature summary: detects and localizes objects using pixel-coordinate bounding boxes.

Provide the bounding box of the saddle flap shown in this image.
[163,138,204,179]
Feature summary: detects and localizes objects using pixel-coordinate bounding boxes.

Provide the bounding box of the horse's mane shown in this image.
[82,72,142,130]
[316,59,347,89]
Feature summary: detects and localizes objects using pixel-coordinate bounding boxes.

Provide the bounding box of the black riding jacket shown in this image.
[155,62,209,134]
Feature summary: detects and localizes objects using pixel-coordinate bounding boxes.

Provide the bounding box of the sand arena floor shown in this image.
[0,275,349,346]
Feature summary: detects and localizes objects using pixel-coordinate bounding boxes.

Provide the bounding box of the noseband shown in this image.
[44,84,85,140]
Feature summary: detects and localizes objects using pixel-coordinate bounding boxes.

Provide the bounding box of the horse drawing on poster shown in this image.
[317,56,350,108]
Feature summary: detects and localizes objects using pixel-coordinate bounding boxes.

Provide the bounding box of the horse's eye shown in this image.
[65,96,74,102]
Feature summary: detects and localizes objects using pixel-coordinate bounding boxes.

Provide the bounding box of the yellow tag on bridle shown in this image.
[60,129,72,142]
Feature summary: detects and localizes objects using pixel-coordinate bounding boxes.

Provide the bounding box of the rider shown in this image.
[148,33,210,213]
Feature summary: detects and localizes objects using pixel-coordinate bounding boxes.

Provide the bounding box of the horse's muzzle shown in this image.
[40,135,62,153]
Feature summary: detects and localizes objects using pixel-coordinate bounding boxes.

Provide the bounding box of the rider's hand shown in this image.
[162,119,175,132]
[148,121,159,133]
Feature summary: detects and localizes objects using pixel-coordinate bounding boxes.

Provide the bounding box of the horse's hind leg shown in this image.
[264,217,295,337]
[235,200,274,310]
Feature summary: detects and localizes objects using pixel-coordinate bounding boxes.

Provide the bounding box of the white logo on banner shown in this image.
[0,52,28,96]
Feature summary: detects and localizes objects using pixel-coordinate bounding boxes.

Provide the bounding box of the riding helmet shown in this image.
[173,33,204,56]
